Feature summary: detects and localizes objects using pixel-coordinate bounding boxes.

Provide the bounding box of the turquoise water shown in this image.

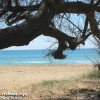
[0,48,99,65]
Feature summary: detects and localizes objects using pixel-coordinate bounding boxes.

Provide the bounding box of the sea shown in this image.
[0,48,99,65]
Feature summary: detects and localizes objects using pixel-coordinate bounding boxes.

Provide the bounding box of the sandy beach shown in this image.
[0,64,93,91]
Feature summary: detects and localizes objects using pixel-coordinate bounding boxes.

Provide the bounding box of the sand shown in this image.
[0,64,93,91]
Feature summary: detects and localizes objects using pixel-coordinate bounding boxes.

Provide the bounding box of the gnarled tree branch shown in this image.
[43,26,91,59]
[0,0,99,59]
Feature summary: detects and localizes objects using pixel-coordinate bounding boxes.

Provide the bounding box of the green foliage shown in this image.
[78,88,95,93]
[41,80,59,87]
[82,70,100,79]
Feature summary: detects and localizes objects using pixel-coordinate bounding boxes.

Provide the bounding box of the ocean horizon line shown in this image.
[2,48,98,51]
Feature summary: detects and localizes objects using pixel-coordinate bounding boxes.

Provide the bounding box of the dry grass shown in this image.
[23,70,100,100]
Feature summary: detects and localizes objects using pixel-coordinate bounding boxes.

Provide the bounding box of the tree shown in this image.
[0,0,100,59]
[94,37,100,71]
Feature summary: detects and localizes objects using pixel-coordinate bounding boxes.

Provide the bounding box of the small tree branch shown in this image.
[95,0,100,5]
[43,26,91,59]
[15,0,19,6]
[82,17,89,38]
[87,13,100,39]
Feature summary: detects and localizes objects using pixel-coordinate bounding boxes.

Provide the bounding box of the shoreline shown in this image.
[0,63,92,66]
